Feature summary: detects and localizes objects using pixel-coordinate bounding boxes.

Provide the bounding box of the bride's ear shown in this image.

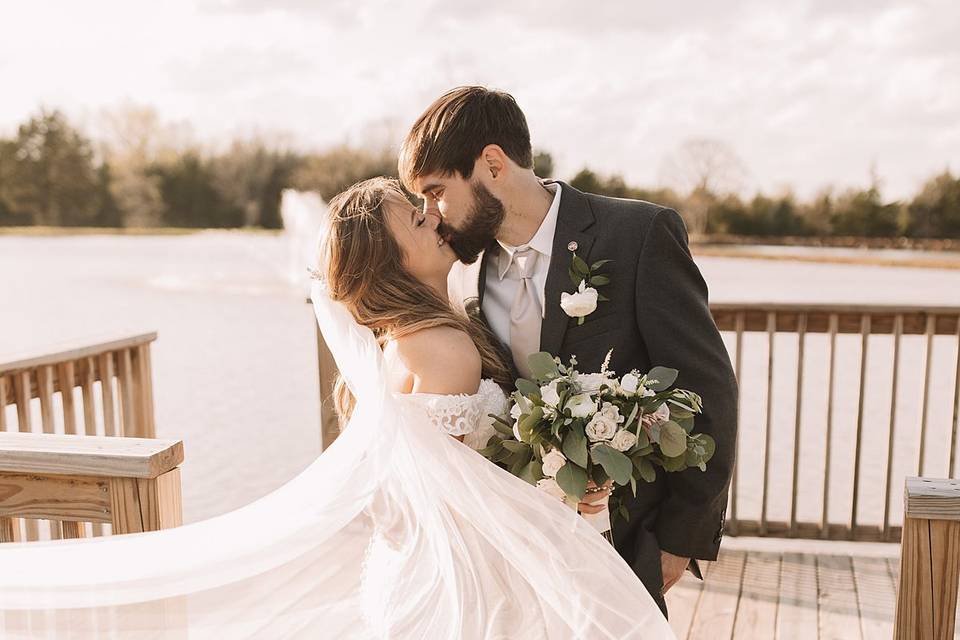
[479,145,506,181]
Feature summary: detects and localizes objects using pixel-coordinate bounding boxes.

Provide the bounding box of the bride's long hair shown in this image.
[316,177,511,424]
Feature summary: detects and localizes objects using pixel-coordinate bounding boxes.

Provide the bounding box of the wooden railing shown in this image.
[0,333,158,540]
[894,476,960,639]
[714,304,960,542]
[312,302,960,542]
[0,432,183,543]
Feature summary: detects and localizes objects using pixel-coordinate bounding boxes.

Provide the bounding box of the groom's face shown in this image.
[415,173,505,265]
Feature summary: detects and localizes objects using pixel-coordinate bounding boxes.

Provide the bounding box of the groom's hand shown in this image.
[577,480,613,515]
[660,550,690,594]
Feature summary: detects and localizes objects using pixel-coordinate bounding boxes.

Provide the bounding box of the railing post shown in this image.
[894,477,960,639]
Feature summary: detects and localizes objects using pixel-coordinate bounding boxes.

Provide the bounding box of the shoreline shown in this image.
[2,226,959,269]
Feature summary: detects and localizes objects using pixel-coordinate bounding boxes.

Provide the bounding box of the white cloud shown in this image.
[0,0,956,200]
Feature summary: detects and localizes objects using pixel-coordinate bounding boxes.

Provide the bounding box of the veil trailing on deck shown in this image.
[0,283,675,639]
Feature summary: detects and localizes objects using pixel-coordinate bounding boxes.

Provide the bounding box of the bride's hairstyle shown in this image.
[317,176,511,424]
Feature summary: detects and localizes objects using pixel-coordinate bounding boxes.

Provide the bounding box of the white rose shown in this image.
[541,448,567,477]
[585,402,625,442]
[576,372,607,393]
[512,419,523,441]
[536,477,567,502]
[619,373,640,395]
[585,415,618,441]
[642,402,671,426]
[610,429,638,452]
[560,280,598,319]
[565,393,596,419]
[540,380,561,407]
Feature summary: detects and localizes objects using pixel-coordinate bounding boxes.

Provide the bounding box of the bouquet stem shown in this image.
[564,495,612,540]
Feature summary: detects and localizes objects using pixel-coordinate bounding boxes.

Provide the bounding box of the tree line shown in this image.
[1,108,958,240]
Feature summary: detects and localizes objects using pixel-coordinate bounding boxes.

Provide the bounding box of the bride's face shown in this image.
[382,192,457,283]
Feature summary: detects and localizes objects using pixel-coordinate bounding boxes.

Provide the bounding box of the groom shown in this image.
[399,86,738,616]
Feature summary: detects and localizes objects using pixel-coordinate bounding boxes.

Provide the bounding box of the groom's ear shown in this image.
[479,144,507,181]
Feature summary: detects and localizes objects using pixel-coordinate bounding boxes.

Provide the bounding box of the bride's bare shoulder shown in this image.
[393,326,481,395]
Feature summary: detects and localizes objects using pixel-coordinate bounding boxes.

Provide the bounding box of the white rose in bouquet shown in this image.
[576,372,608,393]
[560,280,598,319]
[536,477,566,502]
[565,393,596,418]
[541,448,567,477]
[610,429,638,452]
[540,380,561,407]
[618,372,640,395]
[585,402,625,442]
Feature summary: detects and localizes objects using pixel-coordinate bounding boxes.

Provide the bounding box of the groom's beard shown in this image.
[440,181,505,265]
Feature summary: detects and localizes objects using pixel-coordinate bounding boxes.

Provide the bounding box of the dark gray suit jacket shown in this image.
[448,181,738,615]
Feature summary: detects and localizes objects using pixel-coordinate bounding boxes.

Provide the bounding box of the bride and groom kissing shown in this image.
[321,84,739,621]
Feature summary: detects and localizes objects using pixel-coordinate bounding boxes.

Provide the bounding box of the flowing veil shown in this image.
[0,282,675,639]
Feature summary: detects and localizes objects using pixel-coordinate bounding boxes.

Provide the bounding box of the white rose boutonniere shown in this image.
[562,251,611,325]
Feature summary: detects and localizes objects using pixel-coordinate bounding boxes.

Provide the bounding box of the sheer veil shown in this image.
[0,282,675,639]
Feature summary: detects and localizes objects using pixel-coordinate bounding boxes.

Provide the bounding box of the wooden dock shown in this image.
[666,540,960,639]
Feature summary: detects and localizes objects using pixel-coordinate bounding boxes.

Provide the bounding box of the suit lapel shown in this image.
[540,182,596,357]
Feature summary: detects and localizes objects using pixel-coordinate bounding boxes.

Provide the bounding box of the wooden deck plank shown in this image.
[666,562,709,639]
[777,552,819,640]
[732,551,781,640]
[688,550,746,639]
[851,555,896,639]
[817,554,862,640]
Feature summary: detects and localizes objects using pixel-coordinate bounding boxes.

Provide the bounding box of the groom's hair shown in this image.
[399,86,533,192]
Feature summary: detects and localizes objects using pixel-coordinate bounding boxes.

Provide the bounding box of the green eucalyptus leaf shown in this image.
[589,275,610,286]
[562,425,589,468]
[675,415,695,433]
[518,406,544,442]
[527,352,560,381]
[699,434,716,463]
[661,454,687,472]
[555,462,588,501]
[659,420,688,458]
[646,366,678,392]
[591,444,632,484]
[637,457,656,483]
[516,379,541,399]
[501,440,528,453]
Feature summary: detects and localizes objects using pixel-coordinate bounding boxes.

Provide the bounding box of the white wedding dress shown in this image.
[0,284,675,639]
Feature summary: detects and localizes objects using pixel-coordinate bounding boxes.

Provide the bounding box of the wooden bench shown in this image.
[0,432,183,542]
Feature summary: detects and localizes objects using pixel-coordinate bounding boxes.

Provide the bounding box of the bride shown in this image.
[0,178,675,639]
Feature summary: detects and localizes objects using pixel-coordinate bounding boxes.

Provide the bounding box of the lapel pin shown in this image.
[567,241,578,252]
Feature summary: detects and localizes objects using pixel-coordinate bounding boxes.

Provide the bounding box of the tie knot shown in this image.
[512,247,538,280]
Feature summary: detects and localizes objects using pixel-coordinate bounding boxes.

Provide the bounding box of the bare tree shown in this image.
[659,138,748,234]
[94,103,193,227]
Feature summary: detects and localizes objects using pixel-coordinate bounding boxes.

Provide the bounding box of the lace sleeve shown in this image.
[402,393,483,437]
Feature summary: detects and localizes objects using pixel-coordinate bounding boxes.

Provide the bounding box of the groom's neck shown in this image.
[496,172,554,247]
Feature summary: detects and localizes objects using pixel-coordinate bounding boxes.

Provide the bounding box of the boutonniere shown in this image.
[561,249,611,325]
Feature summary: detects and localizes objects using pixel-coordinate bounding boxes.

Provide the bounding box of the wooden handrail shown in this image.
[895,477,960,639]
[0,332,158,374]
[0,332,159,541]
[0,433,183,543]
[0,432,183,479]
[311,300,960,543]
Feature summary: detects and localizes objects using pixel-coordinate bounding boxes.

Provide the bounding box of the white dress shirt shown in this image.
[483,182,562,351]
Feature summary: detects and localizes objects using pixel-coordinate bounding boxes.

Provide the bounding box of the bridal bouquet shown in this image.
[480,351,715,534]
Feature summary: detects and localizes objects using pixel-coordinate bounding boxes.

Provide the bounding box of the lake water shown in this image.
[1,233,958,528]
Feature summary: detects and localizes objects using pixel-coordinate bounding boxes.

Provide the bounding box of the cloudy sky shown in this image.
[1,0,957,199]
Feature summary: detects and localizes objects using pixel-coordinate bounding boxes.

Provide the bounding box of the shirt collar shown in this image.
[495,182,562,281]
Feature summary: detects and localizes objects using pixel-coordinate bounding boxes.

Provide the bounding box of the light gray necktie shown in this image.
[508,247,541,379]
